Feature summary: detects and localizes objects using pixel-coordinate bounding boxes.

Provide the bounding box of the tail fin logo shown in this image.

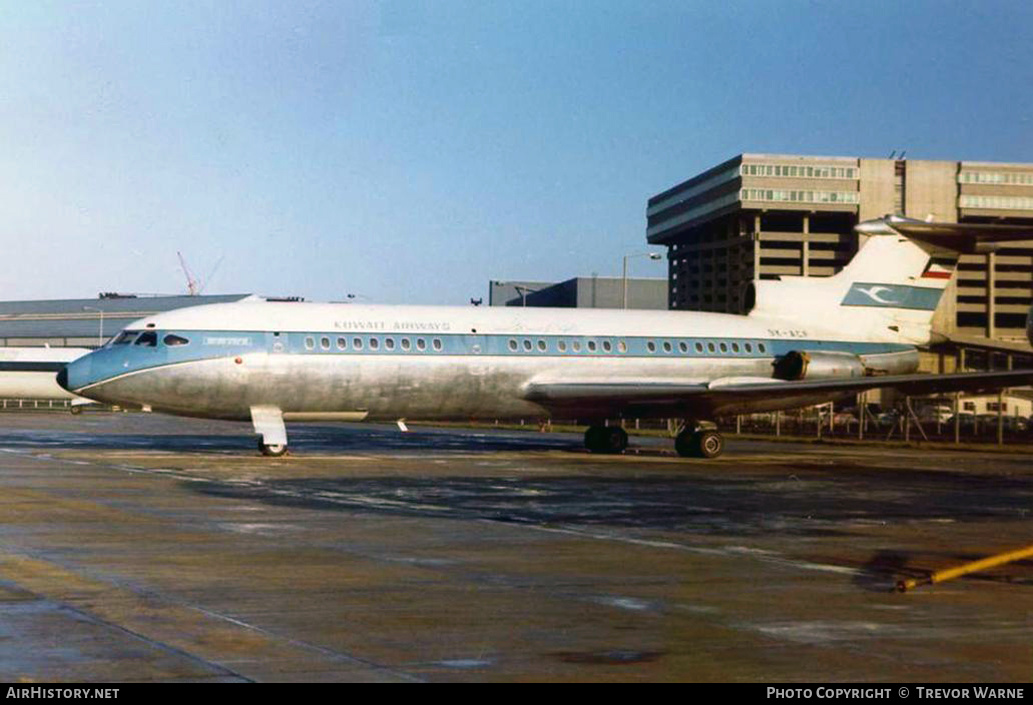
[841,282,943,310]
[854,285,900,305]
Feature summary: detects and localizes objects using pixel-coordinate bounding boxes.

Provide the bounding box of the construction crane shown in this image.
[177,252,224,296]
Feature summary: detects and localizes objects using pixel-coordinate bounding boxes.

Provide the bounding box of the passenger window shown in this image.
[618,340,627,353]
[572,341,582,352]
[745,343,753,353]
[758,343,767,354]
[695,342,703,353]
[433,338,443,351]
[679,342,688,353]
[558,340,567,353]
[602,340,612,353]
[369,337,379,350]
[321,337,331,350]
[401,338,411,351]
[537,339,547,352]
[719,342,728,353]
[707,343,716,353]
[163,334,189,347]
[416,338,426,351]
[337,337,347,350]
[508,339,518,352]
[663,341,672,353]
[587,340,597,352]
[305,336,315,350]
[135,332,158,347]
[732,342,740,353]
[647,341,656,353]
[353,337,363,350]
[385,338,395,350]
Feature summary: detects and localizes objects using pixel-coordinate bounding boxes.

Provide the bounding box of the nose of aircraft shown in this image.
[57,354,93,393]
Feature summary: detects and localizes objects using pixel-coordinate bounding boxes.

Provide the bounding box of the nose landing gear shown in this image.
[251,405,289,457]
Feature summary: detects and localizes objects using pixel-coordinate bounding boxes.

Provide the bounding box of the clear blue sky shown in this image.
[1,0,1031,304]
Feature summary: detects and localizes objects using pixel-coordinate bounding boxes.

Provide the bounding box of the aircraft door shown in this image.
[269,331,287,354]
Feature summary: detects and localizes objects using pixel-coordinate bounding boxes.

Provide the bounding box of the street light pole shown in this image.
[82,306,104,346]
[621,251,663,309]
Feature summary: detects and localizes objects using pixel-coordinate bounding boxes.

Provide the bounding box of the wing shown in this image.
[522,370,1033,419]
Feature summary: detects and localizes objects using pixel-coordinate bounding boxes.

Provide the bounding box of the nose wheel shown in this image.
[584,425,629,454]
[675,427,724,459]
[258,440,288,457]
[251,405,289,457]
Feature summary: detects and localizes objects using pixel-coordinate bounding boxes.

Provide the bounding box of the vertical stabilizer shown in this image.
[749,220,958,345]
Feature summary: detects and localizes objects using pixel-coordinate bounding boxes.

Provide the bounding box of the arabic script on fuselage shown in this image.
[332,320,452,332]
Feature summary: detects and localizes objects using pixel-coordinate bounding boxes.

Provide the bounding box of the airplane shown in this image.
[0,346,94,412]
[57,216,1033,458]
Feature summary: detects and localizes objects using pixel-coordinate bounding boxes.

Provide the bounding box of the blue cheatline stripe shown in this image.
[841,282,944,311]
[74,328,919,389]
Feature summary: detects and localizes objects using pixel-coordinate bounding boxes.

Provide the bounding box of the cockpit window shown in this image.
[135,331,158,347]
[163,334,190,347]
[113,331,139,345]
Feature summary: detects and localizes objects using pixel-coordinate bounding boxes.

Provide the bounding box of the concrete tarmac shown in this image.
[0,412,1031,682]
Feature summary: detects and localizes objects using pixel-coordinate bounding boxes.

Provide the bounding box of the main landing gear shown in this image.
[584,424,629,454]
[674,425,725,459]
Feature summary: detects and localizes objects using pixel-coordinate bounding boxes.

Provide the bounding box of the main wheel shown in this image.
[675,429,698,457]
[674,429,725,459]
[584,425,628,454]
[69,405,83,415]
[258,440,288,457]
[696,429,724,459]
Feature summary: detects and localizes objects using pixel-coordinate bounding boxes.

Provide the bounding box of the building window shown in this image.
[741,188,859,205]
[960,194,1033,210]
[959,170,1033,186]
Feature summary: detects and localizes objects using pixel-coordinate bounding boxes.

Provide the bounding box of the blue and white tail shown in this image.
[749,217,958,345]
